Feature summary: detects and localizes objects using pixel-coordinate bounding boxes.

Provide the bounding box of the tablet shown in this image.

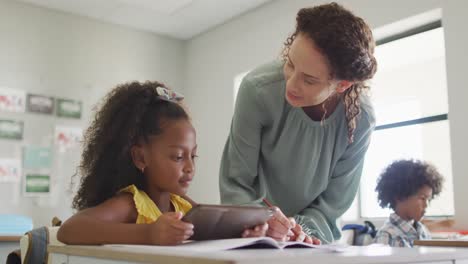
[182,204,274,241]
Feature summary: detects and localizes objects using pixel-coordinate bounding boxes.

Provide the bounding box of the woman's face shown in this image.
[283,33,337,108]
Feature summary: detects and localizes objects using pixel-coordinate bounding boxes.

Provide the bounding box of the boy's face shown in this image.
[396,185,433,222]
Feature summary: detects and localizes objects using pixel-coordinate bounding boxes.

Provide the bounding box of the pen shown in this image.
[262,198,295,238]
[263,199,318,244]
[262,198,274,208]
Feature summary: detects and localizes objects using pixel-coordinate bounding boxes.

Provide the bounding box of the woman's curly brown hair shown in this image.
[375,159,444,210]
[281,2,377,143]
[72,81,189,211]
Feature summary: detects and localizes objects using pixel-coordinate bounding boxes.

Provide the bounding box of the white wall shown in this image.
[3,0,467,229]
[442,1,468,229]
[184,0,468,228]
[0,0,185,227]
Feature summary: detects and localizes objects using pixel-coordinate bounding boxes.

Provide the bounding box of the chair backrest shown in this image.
[20,226,64,264]
[6,217,64,264]
[342,221,377,246]
[20,226,48,264]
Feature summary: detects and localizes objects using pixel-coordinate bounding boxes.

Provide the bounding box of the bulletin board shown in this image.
[0,86,84,204]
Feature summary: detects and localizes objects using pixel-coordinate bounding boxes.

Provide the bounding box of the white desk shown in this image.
[49,244,468,264]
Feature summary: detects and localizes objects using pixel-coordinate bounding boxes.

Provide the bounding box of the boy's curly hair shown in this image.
[72,81,189,211]
[375,159,444,210]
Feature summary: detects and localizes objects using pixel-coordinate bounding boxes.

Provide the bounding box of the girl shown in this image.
[58,81,267,245]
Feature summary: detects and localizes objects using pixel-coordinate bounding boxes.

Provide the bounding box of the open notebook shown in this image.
[106,237,347,252]
[178,237,347,251]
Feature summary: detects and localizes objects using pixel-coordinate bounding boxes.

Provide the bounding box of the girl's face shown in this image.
[283,33,348,107]
[395,185,433,222]
[141,119,197,196]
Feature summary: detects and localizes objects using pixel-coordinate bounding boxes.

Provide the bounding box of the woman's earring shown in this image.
[140,166,145,174]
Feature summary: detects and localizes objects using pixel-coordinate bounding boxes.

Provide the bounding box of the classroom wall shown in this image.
[0,0,185,227]
[184,0,468,228]
[2,0,467,229]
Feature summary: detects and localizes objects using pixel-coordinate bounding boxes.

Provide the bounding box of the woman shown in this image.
[219,2,377,244]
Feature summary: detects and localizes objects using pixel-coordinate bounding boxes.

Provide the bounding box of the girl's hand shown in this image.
[242,223,268,238]
[148,212,194,245]
[266,207,294,241]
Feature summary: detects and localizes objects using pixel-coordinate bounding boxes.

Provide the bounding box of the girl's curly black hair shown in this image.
[282,2,377,143]
[375,159,444,210]
[72,81,189,211]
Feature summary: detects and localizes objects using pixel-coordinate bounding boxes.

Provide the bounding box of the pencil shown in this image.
[262,198,274,208]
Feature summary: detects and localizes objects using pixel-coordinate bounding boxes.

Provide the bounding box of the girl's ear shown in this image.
[130,144,146,172]
[336,80,354,93]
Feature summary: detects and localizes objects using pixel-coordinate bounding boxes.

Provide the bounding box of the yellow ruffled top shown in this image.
[120,184,192,224]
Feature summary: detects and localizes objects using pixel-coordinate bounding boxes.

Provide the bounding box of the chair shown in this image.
[341,221,377,246]
[6,217,63,264]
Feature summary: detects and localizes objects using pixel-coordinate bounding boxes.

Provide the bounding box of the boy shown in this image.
[374,159,443,247]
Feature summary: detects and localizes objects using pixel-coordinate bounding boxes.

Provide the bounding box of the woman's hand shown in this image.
[242,223,269,238]
[265,207,294,241]
[289,221,321,244]
[148,212,194,245]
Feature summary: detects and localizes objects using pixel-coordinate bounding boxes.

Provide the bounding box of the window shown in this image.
[354,23,455,219]
[233,23,454,221]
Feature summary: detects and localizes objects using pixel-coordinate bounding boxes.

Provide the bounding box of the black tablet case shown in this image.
[182,204,274,240]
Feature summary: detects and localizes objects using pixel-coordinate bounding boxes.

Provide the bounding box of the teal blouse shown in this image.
[219,60,375,243]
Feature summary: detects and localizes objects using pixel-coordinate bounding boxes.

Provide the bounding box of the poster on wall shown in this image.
[54,126,82,152]
[56,98,82,119]
[0,87,26,113]
[24,174,50,196]
[0,159,21,182]
[26,94,54,114]
[0,119,24,140]
[23,146,53,169]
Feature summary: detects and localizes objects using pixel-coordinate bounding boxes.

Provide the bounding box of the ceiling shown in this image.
[16,0,272,40]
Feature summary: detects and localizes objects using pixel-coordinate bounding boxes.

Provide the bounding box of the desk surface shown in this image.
[415,239,468,247]
[49,244,468,264]
[0,236,21,242]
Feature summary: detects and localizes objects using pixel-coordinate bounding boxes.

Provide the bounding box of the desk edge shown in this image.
[48,245,234,264]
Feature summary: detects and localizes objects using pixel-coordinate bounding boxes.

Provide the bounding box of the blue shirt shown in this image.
[374,213,432,247]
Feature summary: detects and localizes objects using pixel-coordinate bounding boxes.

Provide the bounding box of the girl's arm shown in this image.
[57,193,149,245]
[57,193,194,245]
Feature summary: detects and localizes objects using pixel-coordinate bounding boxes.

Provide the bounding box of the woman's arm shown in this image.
[219,77,266,205]
[219,76,294,241]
